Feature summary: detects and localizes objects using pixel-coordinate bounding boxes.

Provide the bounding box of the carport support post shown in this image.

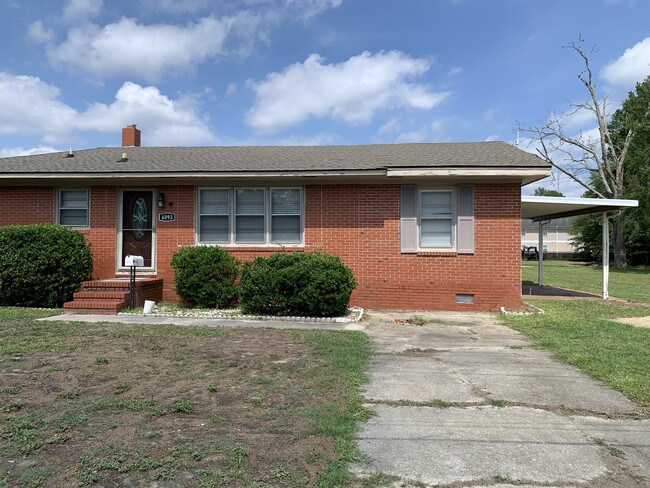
[602,213,609,300]
[537,221,544,286]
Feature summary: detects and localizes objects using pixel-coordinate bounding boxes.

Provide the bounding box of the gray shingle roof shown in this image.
[0,141,548,175]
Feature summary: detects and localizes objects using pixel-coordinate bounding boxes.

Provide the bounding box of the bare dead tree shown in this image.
[526,39,635,267]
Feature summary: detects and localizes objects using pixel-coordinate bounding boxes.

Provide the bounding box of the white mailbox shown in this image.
[125,255,144,267]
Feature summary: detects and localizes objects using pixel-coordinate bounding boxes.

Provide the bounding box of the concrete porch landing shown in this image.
[63,278,163,314]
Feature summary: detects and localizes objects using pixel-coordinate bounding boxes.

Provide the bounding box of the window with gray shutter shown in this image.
[420,190,453,248]
[400,185,417,253]
[457,185,474,254]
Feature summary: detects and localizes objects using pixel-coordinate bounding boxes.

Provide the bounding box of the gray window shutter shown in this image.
[400,185,417,253]
[457,185,474,254]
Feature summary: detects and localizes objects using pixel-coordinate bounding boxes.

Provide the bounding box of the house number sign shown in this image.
[158,213,176,222]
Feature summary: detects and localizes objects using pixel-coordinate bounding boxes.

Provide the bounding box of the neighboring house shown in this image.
[521,217,577,258]
[0,125,549,312]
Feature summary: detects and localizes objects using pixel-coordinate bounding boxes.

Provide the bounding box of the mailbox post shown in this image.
[124,255,144,309]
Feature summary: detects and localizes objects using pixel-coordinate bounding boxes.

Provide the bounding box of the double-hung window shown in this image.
[235,189,266,243]
[198,187,303,245]
[419,189,454,249]
[58,189,89,227]
[271,189,301,244]
[199,188,229,243]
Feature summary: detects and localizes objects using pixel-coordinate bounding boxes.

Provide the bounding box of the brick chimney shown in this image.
[122,124,141,147]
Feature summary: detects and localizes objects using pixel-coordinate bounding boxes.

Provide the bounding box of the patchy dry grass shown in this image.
[0,309,371,487]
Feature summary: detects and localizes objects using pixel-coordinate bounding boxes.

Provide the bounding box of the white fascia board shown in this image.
[522,195,639,207]
[386,168,550,178]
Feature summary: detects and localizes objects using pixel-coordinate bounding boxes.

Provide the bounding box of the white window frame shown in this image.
[418,188,455,250]
[198,187,231,244]
[197,187,304,246]
[57,188,90,228]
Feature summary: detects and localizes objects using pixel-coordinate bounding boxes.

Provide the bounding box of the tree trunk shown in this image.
[613,213,627,267]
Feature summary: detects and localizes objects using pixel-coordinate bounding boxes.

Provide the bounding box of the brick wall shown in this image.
[0,182,523,311]
[0,187,55,224]
[154,186,196,301]
[303,183,522,311]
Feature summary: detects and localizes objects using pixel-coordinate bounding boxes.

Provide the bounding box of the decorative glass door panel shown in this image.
[121,190,153,268]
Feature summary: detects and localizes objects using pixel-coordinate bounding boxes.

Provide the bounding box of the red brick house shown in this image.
[0,125,549,312]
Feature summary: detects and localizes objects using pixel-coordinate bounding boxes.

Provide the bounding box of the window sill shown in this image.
[416,250,458,257]
[216,245,305,252]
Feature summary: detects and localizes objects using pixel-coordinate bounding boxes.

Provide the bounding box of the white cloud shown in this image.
[246,51,450,133]
[79,82,218,145]
[285,0,342,19]
[0,73,77,139]
[0,73,217,146]
[395,126,431,143]
[226,83,238,96]
[447,66,463,76]
[27,21,55,44]
[46,16,236,82]
[139,0,210,14]
[484,134,499,142]
[0,146,59,157]
[63,0,103,23]
[601,37,650,88]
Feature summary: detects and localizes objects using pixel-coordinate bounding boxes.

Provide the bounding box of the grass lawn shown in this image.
[0,309,372,487]
[515,261,650,414]
[502,300,650,414]
[522,259,650,302]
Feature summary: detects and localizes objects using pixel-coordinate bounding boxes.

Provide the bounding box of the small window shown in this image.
[59,189,89,227]
[419,190,454,249]
[542,228,548,237]
[542,244,548,252]
[521,227,527,237]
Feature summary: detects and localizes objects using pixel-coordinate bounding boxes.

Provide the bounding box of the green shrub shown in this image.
[239,251,357,317]
[0,224,93,308]
[170,246,239,308]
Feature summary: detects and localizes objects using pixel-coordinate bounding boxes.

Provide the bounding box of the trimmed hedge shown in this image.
[239,251,357,317]
[0,224,93,308]
[171,246,240,308]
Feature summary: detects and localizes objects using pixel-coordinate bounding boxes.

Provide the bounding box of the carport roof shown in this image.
[521,195,638,221]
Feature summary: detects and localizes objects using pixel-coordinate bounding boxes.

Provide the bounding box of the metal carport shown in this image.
[521,196,638,299]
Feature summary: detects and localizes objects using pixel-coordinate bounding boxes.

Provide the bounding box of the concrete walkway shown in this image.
[354,311,650,487]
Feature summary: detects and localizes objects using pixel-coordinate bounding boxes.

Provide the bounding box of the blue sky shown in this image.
[1,0,650,195]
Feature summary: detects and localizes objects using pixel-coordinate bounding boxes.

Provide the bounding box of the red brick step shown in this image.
[64,278,163,315]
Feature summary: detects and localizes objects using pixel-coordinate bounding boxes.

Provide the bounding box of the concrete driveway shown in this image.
[354,311,650,487]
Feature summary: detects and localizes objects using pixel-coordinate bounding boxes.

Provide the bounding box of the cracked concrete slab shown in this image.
[572,416,650,480]
[362,348,638,414]
[363,355,484,403]
[365,314,529,353]
[437,348,640,414]
[354,405,608,486]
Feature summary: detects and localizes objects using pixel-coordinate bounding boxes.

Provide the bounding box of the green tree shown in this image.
[611,75,650,265]
[532,187,564,197]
